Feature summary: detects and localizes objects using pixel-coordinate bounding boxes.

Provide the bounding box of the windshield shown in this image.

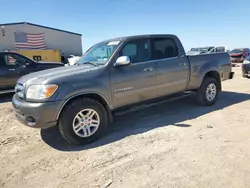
[76,40,120,66]
[229,49,244,54]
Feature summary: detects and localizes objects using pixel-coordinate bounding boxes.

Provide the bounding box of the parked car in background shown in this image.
[186,46,214,55]
[14,49,62,63]
[67,55,81,66]
[0,51,64,94]
[229,48,250,63]
[242,56,250,78]
[12,34,234,145]
[208,46,228,53]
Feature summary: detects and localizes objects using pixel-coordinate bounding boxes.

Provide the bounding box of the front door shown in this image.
[150,37,189,96]
[110,38,158,108]
[3,53,33,87]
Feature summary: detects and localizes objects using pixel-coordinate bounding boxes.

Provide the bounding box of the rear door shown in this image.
[110,38,158,107]
[3,53,34,87]
[150,37,189,96]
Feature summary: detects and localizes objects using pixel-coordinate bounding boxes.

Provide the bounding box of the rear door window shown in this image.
[151,38,179,60]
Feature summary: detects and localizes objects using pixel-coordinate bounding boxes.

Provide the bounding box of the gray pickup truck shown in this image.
[12,34,234,145]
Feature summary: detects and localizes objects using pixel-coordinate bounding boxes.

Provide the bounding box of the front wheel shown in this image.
[196,77,219,106]
[58,98,108,145]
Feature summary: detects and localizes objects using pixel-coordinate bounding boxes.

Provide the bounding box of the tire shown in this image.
[196,77,219,106]
[58,98,108,145]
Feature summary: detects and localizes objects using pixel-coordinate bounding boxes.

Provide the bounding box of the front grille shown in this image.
[15,83,24,99]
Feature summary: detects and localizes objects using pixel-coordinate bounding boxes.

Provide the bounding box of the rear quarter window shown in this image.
[151,38,179,60]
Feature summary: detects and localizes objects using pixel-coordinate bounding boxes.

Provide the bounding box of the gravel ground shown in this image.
[1,67,250,188]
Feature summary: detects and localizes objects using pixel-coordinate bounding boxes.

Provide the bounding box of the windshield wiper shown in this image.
[77,62,99,66]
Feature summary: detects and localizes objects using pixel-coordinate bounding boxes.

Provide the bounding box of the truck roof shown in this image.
[99,34,178,43]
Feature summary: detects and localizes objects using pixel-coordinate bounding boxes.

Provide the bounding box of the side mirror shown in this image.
[114,56,131,67]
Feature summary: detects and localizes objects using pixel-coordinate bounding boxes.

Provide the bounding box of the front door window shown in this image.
[4,54,27,66]
[121,39,151,63]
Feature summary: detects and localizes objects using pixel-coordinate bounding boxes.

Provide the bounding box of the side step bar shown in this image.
[115,91,193,116]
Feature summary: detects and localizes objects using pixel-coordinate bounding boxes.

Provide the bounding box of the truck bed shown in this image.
[186,52,232,90]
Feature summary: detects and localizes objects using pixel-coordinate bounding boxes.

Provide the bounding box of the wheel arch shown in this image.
[57,93,113,123]
[201,70,221,91]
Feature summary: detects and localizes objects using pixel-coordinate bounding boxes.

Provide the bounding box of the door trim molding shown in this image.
[113,79,187,98]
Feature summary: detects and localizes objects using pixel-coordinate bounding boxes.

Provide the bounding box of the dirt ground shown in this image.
[1,67,250,188]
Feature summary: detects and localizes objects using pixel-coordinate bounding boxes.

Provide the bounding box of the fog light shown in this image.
[26,116,36,126]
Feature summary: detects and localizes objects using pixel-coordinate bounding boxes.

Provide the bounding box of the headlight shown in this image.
[243,60,250,64]
[26,84,58,100]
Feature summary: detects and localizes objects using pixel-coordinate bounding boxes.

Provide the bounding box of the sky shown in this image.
[1,0,249,52]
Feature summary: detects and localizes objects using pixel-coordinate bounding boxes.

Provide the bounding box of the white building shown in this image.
[0,22,82,57]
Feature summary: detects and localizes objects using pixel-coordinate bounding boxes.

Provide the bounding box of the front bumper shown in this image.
[12,94,64,129]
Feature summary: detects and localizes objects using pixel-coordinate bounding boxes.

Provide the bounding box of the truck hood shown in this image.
[18,64,97,85]
[38,61,64,65]
[35,61,65,68]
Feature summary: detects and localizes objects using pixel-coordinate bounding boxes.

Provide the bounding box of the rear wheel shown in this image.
[196,77,219,106]
[58,98,108,145]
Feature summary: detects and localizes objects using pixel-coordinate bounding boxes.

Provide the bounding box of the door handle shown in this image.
[144,67,154,72]
[9,69,16,71]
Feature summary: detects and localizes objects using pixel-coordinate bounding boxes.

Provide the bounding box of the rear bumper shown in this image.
[12,94,64,129]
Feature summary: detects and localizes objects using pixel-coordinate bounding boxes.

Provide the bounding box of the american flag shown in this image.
[14,32,46,49]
